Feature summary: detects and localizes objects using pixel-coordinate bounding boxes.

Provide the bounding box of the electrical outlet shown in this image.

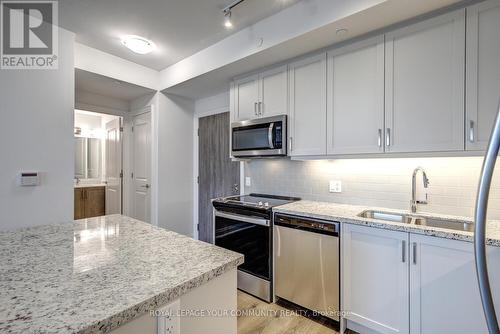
[245,177,251,187]
[329,180,342,193]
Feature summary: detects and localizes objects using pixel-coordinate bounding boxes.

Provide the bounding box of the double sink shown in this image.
[358,210,475,232]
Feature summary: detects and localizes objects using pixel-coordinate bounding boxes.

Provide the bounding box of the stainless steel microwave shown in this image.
[231,115,287,158]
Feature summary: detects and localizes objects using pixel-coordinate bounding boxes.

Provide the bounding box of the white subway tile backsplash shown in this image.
[244,156,500,220]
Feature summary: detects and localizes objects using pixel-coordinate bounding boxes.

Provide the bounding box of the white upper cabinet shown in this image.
[466,0,500,151]
[288,53,327,156]
[409,234,500,334]
[232,74,259,121]
[385,10,465,153]
[327,36,385,155]
[259,65,288,118]
[231,65,288,122]
[342,224,409,334]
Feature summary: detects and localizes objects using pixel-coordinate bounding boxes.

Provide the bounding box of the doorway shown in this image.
[198,112,240,242]
[74,110,123,219]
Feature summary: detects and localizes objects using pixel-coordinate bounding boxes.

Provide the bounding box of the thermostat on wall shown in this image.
[18,172,40,186]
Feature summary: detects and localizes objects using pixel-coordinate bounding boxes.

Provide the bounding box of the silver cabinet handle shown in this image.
[258,102,263,116]
[412,242,417,265]
[378,129,382,147]
[289,137,293,152]
[469,120,475,143]
[254,102,258,116]
[386,128,391,147]
[215,210,270,226]
[402,240,406,263]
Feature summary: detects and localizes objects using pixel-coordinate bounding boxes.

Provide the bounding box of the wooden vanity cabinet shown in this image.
[74,186,105,219]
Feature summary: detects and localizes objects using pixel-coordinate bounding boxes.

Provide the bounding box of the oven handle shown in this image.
[268,123,275,149]
[215,210,270,227]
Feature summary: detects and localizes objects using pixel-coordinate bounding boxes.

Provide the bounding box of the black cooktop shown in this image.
[214,193,300,209]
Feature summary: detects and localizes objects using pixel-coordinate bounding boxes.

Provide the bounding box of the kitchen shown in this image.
[1,0,500,334]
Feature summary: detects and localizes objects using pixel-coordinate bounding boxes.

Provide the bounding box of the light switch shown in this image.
[245,177,251,187]
[329,180,342,193]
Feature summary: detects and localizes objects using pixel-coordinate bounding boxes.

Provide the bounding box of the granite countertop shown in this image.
[74,183,107,188]
[274,200,500,247]
[0,215,243,334]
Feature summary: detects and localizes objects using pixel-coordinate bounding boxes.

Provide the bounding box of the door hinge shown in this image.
[120,170,123,178]
[119,126,124,132]
[197,128,199,136]
[197,176,199,184]
[197,223,200,231]
[131,172,134,179]
[131,126,134,132]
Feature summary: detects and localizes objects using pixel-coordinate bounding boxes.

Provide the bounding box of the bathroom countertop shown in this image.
[0,215,243,334]
[74,183,107,188]
[274,200,500,247]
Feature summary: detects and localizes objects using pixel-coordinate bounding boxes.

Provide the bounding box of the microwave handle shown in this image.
[268,123,275,149]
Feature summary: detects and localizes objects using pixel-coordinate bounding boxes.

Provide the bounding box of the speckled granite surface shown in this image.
[0,215,243,334]
[274,200,500,247]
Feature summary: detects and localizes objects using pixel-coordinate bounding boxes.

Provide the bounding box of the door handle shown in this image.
[141,184,150,189]
[386,128,391,147]
[254,102,258,116]
[412,242,417,265]
[258,102,263,116]
[378,129,382,147]
[289,137,293,152]
[402,240,406,263]
[469,120,475,143]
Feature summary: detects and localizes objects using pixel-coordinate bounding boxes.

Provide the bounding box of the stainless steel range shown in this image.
[212,193,300,302]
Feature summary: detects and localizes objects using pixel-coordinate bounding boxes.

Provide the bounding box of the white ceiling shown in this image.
[60,0,301,71]
[75,69,155,101]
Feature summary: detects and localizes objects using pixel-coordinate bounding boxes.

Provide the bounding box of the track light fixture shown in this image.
[222,0,246,29]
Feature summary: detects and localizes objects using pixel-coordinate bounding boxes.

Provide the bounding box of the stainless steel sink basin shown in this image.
[358,210,474,232]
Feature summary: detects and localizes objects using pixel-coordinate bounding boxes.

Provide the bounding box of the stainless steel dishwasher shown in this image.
[274,213,340,321]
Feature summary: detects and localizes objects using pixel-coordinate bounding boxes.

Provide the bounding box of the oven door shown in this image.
[214,210,271,281]
[231,115,286,157]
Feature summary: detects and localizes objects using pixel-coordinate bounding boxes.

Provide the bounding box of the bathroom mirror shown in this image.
[75,137,101,180]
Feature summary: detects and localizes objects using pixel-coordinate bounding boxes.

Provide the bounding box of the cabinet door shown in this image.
[288,53,327,156]
[74,188,85,220]
[327,36,385,155]
[342,224,409,334]
[466,0,500,151]
[83,187,106,218]
[409,234,500,334]
[259,65,288,118]
[233,75,259,121]
[385,10,465,153]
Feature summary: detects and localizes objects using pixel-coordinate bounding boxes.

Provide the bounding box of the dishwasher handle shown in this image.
[274,214,339,236]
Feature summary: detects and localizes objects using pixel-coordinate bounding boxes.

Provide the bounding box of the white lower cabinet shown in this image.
[342,224,409,334]
[409,233,500,334]
[342,224,500,334]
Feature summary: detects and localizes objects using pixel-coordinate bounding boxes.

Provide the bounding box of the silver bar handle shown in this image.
[412,242,417,265]
[378,129,382,147]
[470,120,475,143]
[268,123,274,149]
[259,102,263,116]
[289,137,293,153]
[254,102,258,116]
[215,210,270,227]
[386,128,391,147]
[474,103,500,334]
[402,240,406,263]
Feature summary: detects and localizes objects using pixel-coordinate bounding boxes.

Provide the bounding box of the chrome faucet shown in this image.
[411,167,430,213]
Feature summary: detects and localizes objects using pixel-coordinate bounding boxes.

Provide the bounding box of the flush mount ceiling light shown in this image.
[121,35,156,54]
[222,0,246,29]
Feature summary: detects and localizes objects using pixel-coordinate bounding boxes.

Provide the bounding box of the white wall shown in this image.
[157,93,195,236]
[0,29,75,231]
[244,157,500,219]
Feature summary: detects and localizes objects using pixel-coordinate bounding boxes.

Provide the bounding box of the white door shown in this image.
[385,9,465,153]
[233,74,259,121]
[327,36,385,155]
[409,234,500,333]
[466,0,500,151]
[288,53,327,157]
[132,112,151,223]
[259,65,288,118]
[342,224,409,334]
[105,118,122,215]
